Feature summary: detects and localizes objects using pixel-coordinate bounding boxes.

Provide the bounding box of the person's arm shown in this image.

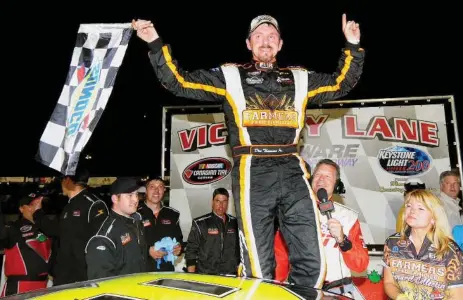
[306,42,365,105]
[446,245,463,300]
[174,214,184,255]
[185,220,201,273]
[448,287,463,300]
[383,267,406,300]
[85,236,117,280]
[147,38,227,103]
[306,14,365,105]
[382,242,403,299]
[33,208,60,237]
[133,19,226,103]
[340,220,369,273]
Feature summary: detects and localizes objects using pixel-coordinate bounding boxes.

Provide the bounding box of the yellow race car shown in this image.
[2,272,353,299]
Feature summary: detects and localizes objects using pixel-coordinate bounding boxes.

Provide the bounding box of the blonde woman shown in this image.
[383,189,463,300]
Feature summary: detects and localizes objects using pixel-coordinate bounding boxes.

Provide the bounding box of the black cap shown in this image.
[404,178,426,192]
[19,191,43,207]
[110,177,141,195]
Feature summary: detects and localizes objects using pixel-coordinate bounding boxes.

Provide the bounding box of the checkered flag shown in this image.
[36,23,133,175]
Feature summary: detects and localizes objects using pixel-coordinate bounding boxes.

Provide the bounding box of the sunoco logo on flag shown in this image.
[66,61,102,137]
[36,23,133,175]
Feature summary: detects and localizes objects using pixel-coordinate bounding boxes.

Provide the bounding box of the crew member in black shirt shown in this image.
[185,188,239,275]
[138,176,183,271]
[32,167,108,285]
[85,177,147,279]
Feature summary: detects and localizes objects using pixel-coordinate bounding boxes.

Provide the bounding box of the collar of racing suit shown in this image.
[110,209,141,224]
[250,60,278,72]
[404,227,433,250]
[212,211,228,224]
[67,188,86,203]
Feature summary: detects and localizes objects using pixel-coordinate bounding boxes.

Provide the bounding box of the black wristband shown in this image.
[338,235,352,252]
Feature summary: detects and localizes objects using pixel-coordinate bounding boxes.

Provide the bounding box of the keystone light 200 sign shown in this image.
[166,101,455,245]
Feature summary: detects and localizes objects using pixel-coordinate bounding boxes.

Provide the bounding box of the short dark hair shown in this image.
[213,188,229,199]
[64,165,90,186]
[439,169,461,184]
[145,176,166,187]
[313,159,340,180]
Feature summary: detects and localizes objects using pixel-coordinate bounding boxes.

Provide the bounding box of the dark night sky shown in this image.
[1,4,460,177]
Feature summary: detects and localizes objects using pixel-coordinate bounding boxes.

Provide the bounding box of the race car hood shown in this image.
[2,272,353,299]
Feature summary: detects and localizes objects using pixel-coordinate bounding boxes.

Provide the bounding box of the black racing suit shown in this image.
[185,212,239,275]
[33,189,109,285]
[85,210,147,280]
[148,37,365,287]
[137,202,184,271]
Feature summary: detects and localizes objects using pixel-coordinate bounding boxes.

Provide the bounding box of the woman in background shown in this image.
[383,189,462,300]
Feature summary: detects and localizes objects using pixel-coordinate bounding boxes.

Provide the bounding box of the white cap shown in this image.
[249,15,280,36]
[405,178,424,185]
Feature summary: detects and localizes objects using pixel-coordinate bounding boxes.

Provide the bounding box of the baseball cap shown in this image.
[248,15,280,36]
[110,177,142,195]
[404,178,426,193]
[19,191,43,207]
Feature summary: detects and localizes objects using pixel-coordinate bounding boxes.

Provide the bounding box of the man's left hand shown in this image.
[342,13,361,44]
[173,244,182,256]
[327,218,345,243]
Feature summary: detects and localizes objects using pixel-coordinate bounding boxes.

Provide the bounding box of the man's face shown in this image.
[61,178,70,196]
[246,24,282,63]
[212,194,229,217]
[311,164,338,199]
[440,175,461,200]
[145,180,165,205]
[113,192,139,215]
[19,199,41,220]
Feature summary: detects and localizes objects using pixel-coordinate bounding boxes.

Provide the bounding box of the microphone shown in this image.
[317,188,334,219]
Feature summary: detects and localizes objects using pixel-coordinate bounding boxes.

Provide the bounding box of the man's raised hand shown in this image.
[342,13,361,44]
[132,19,159,43]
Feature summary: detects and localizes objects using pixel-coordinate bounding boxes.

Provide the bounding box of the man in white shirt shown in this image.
[438,169,463,229]
[274,159,369,297]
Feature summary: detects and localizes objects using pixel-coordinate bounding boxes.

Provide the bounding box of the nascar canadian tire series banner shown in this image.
[36,23,133,175]
[164,97,460,244]
[167,112,236,239]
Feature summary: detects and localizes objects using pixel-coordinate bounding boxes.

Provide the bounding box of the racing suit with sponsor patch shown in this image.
[185,212,239,275]
[0,217,52,296]
[137,202,184,271]
[148,37,365,287]
[383,231,463,299]
[85,210,147,280]
[33,189,109,285]
[275,202,369,293]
